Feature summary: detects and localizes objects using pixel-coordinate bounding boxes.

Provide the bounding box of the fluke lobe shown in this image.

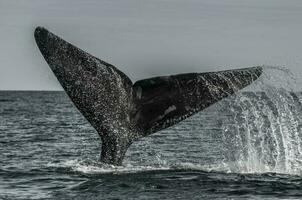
[34,27,263,166]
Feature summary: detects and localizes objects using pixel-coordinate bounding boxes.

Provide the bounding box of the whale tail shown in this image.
[34,27,263,165]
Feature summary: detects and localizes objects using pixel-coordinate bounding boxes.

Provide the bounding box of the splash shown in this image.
[219,66,302,174]
[46,159,172,174]
[46,158,233,175]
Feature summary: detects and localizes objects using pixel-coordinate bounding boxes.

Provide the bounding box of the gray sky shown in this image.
[1,0,302,90]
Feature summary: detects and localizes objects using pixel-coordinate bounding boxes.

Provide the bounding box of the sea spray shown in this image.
[219,66,302,174]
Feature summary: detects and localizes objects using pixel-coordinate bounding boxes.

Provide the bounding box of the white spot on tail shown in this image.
[155,105,177,121]
[136,86,142,99]
[164,105,176,115]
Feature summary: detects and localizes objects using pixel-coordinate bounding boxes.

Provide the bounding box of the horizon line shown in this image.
[0,89,63,92]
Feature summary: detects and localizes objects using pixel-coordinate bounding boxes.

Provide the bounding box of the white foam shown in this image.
[46,159,171,174]
[46,158,302,176]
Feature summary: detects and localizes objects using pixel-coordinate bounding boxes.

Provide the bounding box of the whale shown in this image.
[34,27,263,166]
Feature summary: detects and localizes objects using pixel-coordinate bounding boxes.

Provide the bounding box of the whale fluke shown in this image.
[34,27,263,165]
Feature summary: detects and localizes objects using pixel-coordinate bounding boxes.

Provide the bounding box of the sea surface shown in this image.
[1,85,302,199]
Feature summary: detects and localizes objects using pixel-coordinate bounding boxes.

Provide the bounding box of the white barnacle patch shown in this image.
[156,105,177,121]
[75,80,81,86]
[185,106,191,111]
[164,105,176,115]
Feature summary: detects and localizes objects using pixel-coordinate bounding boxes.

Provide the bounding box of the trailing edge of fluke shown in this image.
[34,26,263,165]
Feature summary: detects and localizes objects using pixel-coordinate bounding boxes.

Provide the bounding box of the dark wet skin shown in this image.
[34,27,262,165]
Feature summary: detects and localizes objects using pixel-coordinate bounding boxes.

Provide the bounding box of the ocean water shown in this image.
[1,69,302,199]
